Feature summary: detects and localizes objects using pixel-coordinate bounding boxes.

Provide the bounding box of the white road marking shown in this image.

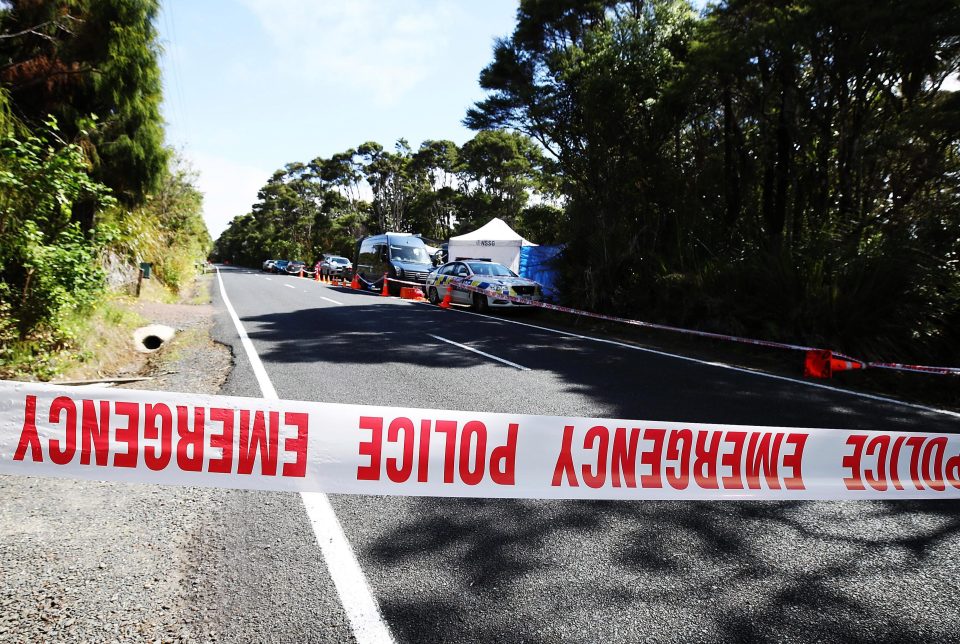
[418,302,960,419]
[428,334,530,371]
[285,283,296,289]
[321,296,344,305]
[215,268,394,644]
[265,277,272,281]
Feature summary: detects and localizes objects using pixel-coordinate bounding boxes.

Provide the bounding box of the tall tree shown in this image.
[0,0,167,210]
[466,0,697,311]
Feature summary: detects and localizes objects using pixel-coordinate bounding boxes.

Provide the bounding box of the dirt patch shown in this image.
[123,275,232,394]
[54,274,229,391]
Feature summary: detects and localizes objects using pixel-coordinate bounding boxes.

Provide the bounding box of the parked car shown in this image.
[271,260,290,274]
[320,255,352,277]
[262,259,276,272]
[285,260,306,275]
[353,233,435,295]
[424,260,543,312]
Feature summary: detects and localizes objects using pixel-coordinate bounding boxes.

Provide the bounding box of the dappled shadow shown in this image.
[361,495,960,643]
[378,597,550,644]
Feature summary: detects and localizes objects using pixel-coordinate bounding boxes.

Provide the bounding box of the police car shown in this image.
[424,259,543,311]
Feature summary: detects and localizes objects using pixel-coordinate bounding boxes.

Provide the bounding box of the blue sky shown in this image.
[156,0,519,239]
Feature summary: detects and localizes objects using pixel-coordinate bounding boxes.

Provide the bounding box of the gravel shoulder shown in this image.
[0,275,233,643]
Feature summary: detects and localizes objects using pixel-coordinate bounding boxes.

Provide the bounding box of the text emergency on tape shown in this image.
[1,380,958,500]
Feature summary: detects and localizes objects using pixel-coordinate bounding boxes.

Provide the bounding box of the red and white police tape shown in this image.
[446,280,960,377]
[2,380,958,500]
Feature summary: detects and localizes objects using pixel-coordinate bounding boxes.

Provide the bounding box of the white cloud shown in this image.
[189,152,271,239]
[238,0,457,105]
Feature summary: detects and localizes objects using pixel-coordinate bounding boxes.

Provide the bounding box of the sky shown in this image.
[156,0,519,240]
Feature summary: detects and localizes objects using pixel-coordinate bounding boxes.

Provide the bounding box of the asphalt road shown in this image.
[201,265,959,643]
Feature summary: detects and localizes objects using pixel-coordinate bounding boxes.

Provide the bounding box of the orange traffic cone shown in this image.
[803,350,831,379]
[314,270,320,282]
[299,268,304,278]
[381,273,390,297]
[804,350,863,379]
[333,275,340,287]
[351,273,360,290]
[439,284,452,309]
[831,355,863,375]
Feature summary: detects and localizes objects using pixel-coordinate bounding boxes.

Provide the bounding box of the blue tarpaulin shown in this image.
[518,245,564,302]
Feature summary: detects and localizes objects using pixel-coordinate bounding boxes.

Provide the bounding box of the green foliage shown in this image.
[0,121,115,343]
[100,151,211,291]
[0,0,168,208]
[0,4,208,378]
[214,132,560,266]
[466,0,960,363]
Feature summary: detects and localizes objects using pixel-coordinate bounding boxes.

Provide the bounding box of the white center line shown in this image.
[285,284,296,289]
[216,268,393,644]
[264,277,272,281]
[428,333,530,371]
[321,296,344,305]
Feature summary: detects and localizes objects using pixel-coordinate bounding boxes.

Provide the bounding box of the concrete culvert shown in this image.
[133,324,176,353]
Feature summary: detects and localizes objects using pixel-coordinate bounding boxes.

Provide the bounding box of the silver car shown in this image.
[320,255,352,277]
[424,260,542,312]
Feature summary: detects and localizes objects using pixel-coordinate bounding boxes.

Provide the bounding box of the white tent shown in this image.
[448,218,537,273]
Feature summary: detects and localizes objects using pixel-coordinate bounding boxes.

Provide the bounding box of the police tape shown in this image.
[355,274,378,288]
[2,380,958,500]
[385,277,428,289]
[443,280,960,377]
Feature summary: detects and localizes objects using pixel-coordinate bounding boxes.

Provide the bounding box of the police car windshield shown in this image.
[391,245,429,262]
[467,262,515,277]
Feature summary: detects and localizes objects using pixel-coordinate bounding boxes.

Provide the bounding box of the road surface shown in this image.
[2,266,958,643]
[201,265,960,643]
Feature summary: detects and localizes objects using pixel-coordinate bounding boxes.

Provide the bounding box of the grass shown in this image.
[52,295,149,381]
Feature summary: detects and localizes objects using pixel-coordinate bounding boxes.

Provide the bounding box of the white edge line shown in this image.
[215,267,394,644]
[415,301,960,420]
[428,333,530,371]
[284,283,296,289]
[321,296,344,306]
[216,268,277,400]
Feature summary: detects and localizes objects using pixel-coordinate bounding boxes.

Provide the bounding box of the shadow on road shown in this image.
[362,496,960,643]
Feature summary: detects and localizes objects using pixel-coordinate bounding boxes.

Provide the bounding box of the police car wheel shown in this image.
[428,287,440,305]
[472,292,489,312]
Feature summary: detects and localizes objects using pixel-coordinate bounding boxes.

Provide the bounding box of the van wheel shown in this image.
[472,293,489,312]
[428,287,440,305]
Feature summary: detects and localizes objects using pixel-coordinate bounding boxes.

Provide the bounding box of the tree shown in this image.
[456,129,547,233]
[466,0,960,361]
[466,0,698,311]
[0,0,167,210]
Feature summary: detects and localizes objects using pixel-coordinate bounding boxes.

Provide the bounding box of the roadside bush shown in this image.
[97,152,211,293]
[0,120,114,347]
